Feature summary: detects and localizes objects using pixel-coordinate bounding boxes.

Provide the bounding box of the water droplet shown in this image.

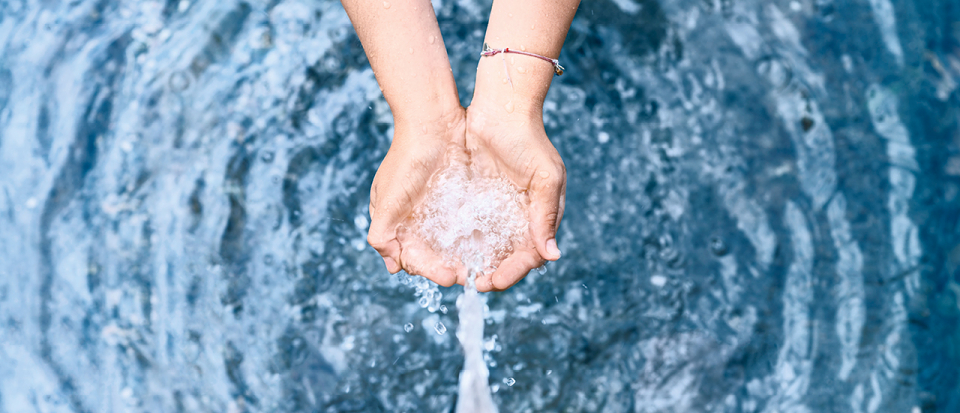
[502,77,509,84]
[440,305,448,314]
[484,335,497,351]
[408,47,413,54]
[404,323,414,332]
[429,35,436,44]
[434,321,446,335]
[520,44,526,51]
[504,377,516,386]
[491,384,500,393]
[536,265,547,275]
[517,66,526,74]
[546,369,552,375]
[538,170,550,179]
[260,150,275,163]
[650,275,667,287]
[709,236,728,256]
[382,1,391,9]
[504,101,515,113]
[418,296,429,308]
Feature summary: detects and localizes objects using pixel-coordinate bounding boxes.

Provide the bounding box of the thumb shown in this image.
[528,166,565,261]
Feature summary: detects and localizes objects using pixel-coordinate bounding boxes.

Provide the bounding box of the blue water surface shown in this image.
[1,0,959,412]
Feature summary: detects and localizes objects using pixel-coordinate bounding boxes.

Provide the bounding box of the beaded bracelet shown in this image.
[480,43,565,76]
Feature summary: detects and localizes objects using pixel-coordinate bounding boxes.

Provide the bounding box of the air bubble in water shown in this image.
[434,321,446,335]
[503,377,515,386]
[260,150,275,163]
[440,305,448,314]
[168,70,190,91]
[404,323,414,333]
[419,296,429,308]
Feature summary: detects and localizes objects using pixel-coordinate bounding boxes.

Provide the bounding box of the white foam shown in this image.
[408,148,530,274]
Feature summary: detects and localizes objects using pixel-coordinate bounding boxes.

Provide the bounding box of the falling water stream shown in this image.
[455,262,498,413]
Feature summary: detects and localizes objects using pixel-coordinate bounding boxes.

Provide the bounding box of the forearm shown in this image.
[473,0,580,117]
[341,0,461,127]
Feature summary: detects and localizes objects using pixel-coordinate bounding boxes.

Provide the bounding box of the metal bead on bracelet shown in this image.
[480,43,565,76]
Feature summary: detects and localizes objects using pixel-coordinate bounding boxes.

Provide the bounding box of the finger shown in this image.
[528,165,565,261]
[399,240,458,287]
[368,216,403,273]
[555,184,566,234]
[475,273,496,293]
[474,265,499,293]
[489,247,543,291]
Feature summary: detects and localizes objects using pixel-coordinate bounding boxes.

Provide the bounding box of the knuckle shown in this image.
[366,232,389,251]
[544,211,560,224]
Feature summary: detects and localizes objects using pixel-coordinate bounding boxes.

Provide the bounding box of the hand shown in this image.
[367,109,467,287]
[464,103,566,292]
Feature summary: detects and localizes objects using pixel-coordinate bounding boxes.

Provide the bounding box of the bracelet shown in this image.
[480,43,565,76]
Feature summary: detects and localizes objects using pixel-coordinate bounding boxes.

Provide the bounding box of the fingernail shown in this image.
[383,257,398,273]
[546,239,561,259]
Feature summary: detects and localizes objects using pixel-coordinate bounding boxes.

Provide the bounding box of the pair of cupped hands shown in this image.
[366,95,566,292]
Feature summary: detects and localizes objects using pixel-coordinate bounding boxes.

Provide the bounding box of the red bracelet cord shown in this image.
[480,43,565,76]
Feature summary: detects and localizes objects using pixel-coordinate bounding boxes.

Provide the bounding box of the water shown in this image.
[409,145,530,277]
[455,267,498,413]
[410,149,525,413]
[1,0,959,412]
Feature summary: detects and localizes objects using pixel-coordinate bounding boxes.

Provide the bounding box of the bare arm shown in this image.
[341,0,461,124]
[472,0,581,116]
[343,0,466,284]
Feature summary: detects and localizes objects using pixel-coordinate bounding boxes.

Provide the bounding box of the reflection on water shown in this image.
[1,0,959,412]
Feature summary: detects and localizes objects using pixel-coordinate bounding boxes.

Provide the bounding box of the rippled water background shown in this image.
[1,0,959,412]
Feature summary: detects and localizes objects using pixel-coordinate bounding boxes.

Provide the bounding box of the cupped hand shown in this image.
[367,109,467,287]
[464,103,566,292]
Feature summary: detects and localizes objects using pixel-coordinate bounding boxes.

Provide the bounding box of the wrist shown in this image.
[471,54,554,119]
[392,104,466,146]
[387,80,463,128]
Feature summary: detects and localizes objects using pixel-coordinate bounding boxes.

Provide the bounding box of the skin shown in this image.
[342,0,580,292]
